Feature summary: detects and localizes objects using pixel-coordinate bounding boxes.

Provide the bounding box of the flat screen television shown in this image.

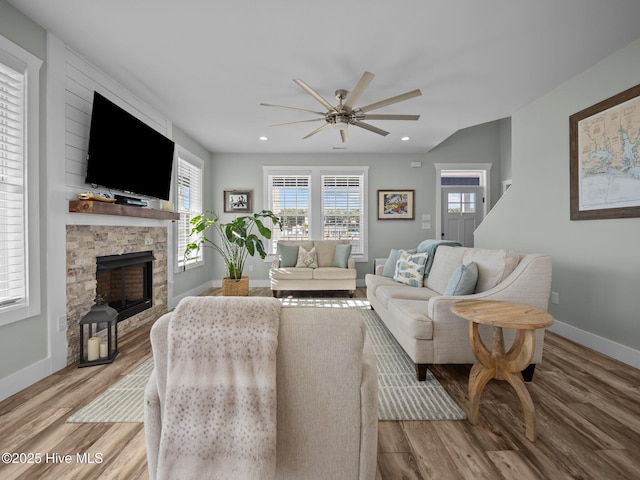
[85,91,175,200]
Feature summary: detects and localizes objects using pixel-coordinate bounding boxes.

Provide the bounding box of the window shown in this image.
[447,192,476,213]
[269,174,310,245]
[264,166,368,260]
[175,148,203,269]
[322,174,364,254]
[0,36,42,326]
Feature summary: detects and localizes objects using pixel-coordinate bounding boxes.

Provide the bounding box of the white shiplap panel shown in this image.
[64,46,172,202]
[65,130,88,151]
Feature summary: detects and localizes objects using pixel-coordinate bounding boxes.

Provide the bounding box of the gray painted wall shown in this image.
[170,126,216,298]
[476,38,640,355]
[0,0,47,379]
[208,121,505,285]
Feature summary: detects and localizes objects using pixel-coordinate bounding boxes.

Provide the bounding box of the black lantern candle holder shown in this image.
[79,295,119,367]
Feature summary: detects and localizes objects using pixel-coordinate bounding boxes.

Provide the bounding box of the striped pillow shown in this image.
[393,250,429,287]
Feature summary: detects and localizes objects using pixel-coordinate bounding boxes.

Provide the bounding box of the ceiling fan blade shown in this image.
[340,128,349,143]
[344,71,375,109]
[260,103,326,116]
[293,79,336,112]
[361,114,420,121]
[303,122,331,139]
[269,118,325,127]
[357,89,422,113]
[353,121,389,136]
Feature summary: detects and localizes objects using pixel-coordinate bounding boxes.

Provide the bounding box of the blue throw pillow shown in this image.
[332,243,352,268]
[381,249,401,277]
[277,243,299,267]
[444,262,478,295]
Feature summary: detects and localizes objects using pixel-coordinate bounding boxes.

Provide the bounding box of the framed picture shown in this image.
[223,190,252,213]
[569,82,640,220]
[377,189,415,220]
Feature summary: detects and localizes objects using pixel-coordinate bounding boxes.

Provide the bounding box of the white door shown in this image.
[441,187,484,247]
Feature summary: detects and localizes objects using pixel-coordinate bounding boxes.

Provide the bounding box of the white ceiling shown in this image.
[9,0,640,154]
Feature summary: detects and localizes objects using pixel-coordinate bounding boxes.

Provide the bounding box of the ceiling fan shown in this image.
[260,71,422,143]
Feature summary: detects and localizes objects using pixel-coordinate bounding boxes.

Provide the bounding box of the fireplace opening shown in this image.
[96,251,153,322]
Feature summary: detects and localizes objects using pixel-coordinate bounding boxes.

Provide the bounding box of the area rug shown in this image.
[67,357,154,423]
[67,297,465,423]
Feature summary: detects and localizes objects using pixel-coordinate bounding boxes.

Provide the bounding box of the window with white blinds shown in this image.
[175,149,203,269]
[0,37,41,326]
[322,174,364,254]
[264,167,368,259]
[0,58,26,310]
[268,174,311,252]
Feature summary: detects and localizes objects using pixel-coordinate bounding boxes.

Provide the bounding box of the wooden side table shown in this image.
[450,299,554,441]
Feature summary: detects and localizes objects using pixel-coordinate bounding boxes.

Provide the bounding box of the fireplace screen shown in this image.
[96,251,153,321]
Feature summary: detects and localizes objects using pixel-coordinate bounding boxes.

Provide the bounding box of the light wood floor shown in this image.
[1,288,639,479]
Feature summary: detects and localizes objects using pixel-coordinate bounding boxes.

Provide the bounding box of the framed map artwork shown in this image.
[570,83,640,220]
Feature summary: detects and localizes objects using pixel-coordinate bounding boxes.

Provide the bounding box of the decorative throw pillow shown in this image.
[332,243,352,268]
[277,243,300,267]
[444,262,479,295]
[381,249,400,277]
[393,250,429,287]
[382,248,417,277]
[295,246,318,268]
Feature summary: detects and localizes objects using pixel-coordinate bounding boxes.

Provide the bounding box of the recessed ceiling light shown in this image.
[401,136,411,141]
[259,136,268,141]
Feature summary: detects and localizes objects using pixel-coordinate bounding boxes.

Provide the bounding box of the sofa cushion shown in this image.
[416,239,462,277]
[364,273,397,297]
[393,250,429,287]
[332,243,352,268]
[296,246,318,268]
[277,243,300,268]
[312,267,357,280]
[444,262,478,296]
[388,299,433,340]
[426,246,468,294]
[376,284,435,308]
[270,267,314,281]
[462,248,520,292]
[310,240,345,267]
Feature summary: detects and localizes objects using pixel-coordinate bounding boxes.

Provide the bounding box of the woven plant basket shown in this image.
[221,276,249,296]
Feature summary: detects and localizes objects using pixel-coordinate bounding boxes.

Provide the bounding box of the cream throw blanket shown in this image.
[157,296,281,480]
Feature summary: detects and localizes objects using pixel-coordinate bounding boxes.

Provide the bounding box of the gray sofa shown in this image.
[145,302,378,480]
[366,244,552,381]
[270,240,357,297]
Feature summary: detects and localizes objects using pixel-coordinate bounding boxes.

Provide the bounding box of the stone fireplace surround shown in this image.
[66,225,169,365]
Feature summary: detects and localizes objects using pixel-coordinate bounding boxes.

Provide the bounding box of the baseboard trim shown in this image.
[0,357,52,402]
[549,320,640,369]
[169,281,214,309]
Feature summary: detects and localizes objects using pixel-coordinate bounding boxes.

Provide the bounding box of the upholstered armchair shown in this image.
[144,297,378,480]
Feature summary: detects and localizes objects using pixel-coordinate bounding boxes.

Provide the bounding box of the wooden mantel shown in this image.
[69,200,180,220]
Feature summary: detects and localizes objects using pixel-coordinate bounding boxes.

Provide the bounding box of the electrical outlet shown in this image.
[551,292,559,305]
[422,222,431,229]
[248,265,254,272]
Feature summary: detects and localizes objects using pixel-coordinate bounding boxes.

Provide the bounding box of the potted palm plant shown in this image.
[184,209,282,296]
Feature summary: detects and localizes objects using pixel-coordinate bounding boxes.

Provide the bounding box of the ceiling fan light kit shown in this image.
[261,71,422,143]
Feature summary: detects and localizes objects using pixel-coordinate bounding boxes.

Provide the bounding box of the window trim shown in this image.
[0,34,42,327]
[174,145,204,272]
[263,165,369,262]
